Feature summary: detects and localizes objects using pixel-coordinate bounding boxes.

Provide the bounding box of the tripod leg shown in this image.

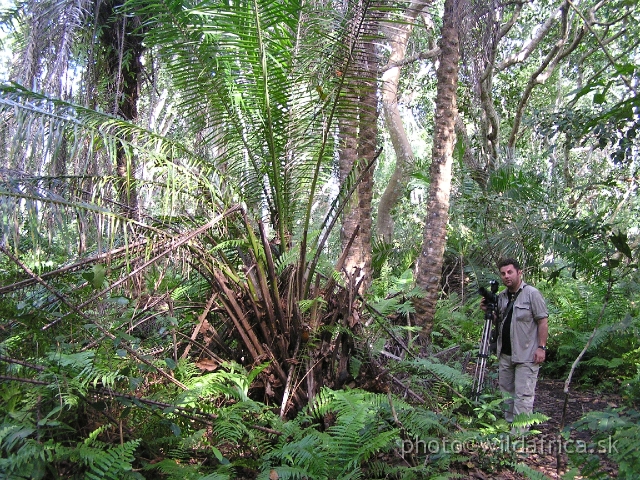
[472,317,494,400]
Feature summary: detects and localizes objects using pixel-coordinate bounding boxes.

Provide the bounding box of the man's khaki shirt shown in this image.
[496,281,548,363]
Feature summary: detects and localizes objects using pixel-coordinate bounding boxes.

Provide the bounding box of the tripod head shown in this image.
[478,279,500,356]
[479,279,499,319]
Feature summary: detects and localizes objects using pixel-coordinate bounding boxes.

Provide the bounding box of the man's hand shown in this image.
[533,348,546,364]
[480,297,487,311]
[534,318,549,364]
[480,298,496,322]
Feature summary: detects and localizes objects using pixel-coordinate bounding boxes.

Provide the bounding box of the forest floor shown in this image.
[460,377,621,480]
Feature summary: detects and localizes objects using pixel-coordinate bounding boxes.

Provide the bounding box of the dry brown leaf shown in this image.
[265,381,274,397]
[195,358,219,371]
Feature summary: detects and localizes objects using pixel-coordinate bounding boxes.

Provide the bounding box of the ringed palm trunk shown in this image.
[414,0,460,341]
[354,32,379,295]
[339,90,361,282]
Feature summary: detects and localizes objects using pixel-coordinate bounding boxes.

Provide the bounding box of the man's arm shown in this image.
[533,317,548,364]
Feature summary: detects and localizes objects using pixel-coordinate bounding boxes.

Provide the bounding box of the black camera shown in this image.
[479,279,499,309]
[479,280,500,353]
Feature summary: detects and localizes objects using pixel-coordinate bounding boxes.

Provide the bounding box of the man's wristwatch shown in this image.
[538,345,547,351]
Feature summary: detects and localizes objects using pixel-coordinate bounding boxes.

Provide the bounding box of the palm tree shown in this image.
[0,0,388,411]
[413,0,461,340]
[339,3,382,295]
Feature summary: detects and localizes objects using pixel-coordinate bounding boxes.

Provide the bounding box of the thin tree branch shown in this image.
[494,1,567,73]
[0,238,149,295]
[508,3,585,148]
[0,244,189,390]
[381,47,440,71]
[567,0,634,92]
[0,355,45,371]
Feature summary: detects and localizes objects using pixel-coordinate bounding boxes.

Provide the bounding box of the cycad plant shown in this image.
[0,0,390,414]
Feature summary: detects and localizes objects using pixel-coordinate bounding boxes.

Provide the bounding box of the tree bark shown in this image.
[354,16,380,294]
[413,0,460,340]
[100,0,144,220]
[377,0,432,243]
[339,12,380,294]
[338,88,361,278]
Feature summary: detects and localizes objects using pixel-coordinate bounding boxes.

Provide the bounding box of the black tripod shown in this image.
[472,280,499,401]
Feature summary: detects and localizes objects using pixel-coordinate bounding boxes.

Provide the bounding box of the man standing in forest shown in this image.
[483,258,548,430]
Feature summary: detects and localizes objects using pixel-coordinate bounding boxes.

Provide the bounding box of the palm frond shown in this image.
[127,0,382,246]
[7,0,91,94]
[0,83,235,257]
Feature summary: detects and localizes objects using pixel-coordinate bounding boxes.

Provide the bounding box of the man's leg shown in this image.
[498,354,516,423]
[513,362,540,419]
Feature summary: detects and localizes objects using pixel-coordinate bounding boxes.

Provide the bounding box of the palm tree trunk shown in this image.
[414,0,460,341]
[338,90,361,276]
[100,0,144,220]
[353,16,379,294]
[339,13,380,295]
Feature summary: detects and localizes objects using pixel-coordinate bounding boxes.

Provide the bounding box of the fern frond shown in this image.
[511,412,550,429]
[83,425,109,446]
[0,423,36,452]
[403,358,472,388]
[84,439,141,480]
[198,473,233,480]
[47,427,142,480]
[513,462,553,479]
[0,437,55,479]
[257,465,315,480]
[396,407,449,437]
[210,403,254,444]
[178,364,266,406]
[261,432,329,479]
[273,244,299,275]
[143,458,203,478]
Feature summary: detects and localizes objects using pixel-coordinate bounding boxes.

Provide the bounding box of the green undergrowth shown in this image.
[2,264,638,479]
[0,344,559,480]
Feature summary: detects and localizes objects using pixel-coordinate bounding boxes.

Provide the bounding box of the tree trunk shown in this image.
[377,0,432,243]
[100,0,144,220]
[353,16,380,294]
[338,88,361,278]
[414,0,460,341]
[339,13,380,295]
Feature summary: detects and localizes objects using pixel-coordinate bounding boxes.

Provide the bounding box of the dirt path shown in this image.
[470,378,621,479]
[524,378,619,478]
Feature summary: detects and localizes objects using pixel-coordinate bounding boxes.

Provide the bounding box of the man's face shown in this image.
[499,264,522,291]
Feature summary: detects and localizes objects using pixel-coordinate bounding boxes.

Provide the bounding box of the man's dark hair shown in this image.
[497,257,522,271]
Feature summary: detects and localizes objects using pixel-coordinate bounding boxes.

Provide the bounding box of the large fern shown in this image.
[0,423,142,480]
[400,357,473,389]
[571,408,640,479]
[60,426,142,480]
[258,387,451,479]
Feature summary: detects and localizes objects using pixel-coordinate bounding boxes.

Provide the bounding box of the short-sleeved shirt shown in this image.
[496,281,548,363]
